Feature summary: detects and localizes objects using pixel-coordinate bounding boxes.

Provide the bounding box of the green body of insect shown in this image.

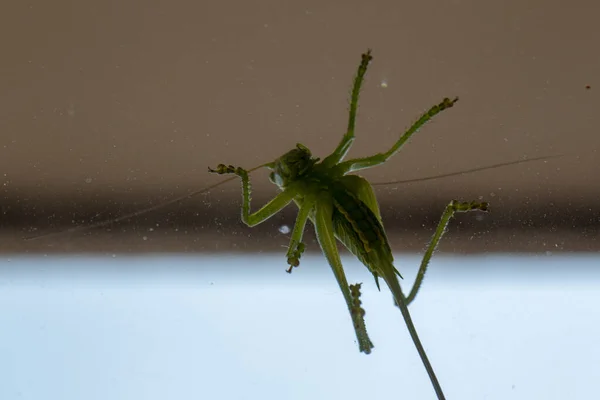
[209,50,488,400]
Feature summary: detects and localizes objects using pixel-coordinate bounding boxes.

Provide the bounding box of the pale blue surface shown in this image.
[1,254,599,400]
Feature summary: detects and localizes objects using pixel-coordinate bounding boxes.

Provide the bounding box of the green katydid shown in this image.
[208,50,485,400]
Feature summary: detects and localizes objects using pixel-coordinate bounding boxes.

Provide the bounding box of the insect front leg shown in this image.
[208,164,298,227]
[405,200,489,305]
[321,50,373,168]
[338,97,459,174]
[313,195,374,354]
[284,198,315,273]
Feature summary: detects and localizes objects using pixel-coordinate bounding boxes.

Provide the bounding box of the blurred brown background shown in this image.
[0,0,598,253]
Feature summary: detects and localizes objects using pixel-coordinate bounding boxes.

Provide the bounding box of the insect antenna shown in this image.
[25,163,269,240]
[371,155,561,186]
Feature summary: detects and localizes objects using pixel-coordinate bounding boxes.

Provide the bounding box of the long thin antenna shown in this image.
[371,155,561,186]
[25,163,268,240]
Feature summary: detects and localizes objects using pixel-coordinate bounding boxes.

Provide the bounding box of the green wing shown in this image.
[330,176,401,289]
[337,174,382,222]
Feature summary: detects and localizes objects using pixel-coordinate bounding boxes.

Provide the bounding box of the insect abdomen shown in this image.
[331,184,393,265]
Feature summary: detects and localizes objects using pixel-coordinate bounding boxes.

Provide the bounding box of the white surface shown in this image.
[1,254,599,400]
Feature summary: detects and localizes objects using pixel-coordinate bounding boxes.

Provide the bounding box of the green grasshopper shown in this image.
[208,50,488,400]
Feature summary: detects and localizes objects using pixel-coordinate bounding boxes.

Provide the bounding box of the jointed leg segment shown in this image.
[208,164,297,227]
[209,163,310,272]
[322,50,373,168]
[339,97,459,173]
[405,200,489,305]
[284,198,314,272]
[314,196,374,354]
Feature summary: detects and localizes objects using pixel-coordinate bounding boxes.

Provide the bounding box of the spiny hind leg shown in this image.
[314,196,374,354]
[405,200,489,305]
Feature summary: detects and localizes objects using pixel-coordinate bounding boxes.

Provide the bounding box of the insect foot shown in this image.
[360,50,373,68]
[208,164,237,174]
[436,97,459,112]
[208,164,249,180]
[451,200,489,213]
[349,283,366,318]
[208,164,241,175]
[286,242,305,273]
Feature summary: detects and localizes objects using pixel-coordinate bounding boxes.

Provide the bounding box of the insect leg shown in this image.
[322,50,373,168]
[208,164,298,226]
[405,200,489,305]
[337,97,459,173]
[285,198,315,273]
[314,195,374,354]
